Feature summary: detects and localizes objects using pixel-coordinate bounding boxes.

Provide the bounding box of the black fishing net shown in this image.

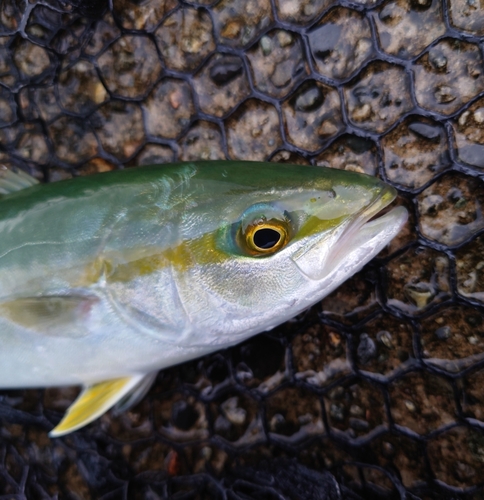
[0,0,484,498]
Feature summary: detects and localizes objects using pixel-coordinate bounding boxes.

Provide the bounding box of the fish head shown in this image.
[177,162,407,346]
[106,162,407,349]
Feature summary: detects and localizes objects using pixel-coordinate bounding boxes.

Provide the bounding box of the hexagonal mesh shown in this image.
[0,0,484,498]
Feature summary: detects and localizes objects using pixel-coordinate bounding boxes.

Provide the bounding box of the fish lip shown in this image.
[290,183,405,282]
[358,183,397,225]
[315,192,407,282]
[339,183,398,243]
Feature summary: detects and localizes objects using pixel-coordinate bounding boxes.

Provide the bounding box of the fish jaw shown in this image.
[290,181,406,280]
[294,205,407,289]
[243,205,408,336]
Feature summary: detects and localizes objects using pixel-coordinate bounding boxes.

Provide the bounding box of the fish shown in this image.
[0,161,407,436]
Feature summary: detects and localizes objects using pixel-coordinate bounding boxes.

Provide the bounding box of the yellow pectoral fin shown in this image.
[49,375,146,437]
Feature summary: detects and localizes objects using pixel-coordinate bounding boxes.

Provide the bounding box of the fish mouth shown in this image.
[337,183,399,248]
[292,183,408,281]
[325,182,408,275]
[339,204,408,259]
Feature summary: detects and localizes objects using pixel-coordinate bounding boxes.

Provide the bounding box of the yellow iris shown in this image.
[240,218,290,256]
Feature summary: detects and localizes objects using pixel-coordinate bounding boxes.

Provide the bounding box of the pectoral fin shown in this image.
[0,295,99,338]
[49,374,147,437]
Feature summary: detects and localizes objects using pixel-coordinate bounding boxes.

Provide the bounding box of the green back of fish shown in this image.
[0,161,384,300]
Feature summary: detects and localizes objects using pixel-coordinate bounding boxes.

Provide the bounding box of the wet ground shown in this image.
[0,0,484,498]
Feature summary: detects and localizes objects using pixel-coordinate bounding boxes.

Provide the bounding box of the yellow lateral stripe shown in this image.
[106,230,229,283]
[84,215,344,285]
[49,375,143,437]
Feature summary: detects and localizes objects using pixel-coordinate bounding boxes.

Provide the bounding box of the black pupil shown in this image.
[253,228,281,249]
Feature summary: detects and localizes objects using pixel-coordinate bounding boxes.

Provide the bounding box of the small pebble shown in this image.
[352,104,371,121]
[435,326,451,340]
[473,107,484,124]
[357,333,377,365]
[405,400,417,412]
[329,403,345,422]
[408,122,441,142]
[434,85,456,104]
[377,330,393,349]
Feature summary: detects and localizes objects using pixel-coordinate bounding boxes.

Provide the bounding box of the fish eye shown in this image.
[253,227,282,249]
[233,203,294,257]
[247,221,288,253]
[237,213,291,256]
